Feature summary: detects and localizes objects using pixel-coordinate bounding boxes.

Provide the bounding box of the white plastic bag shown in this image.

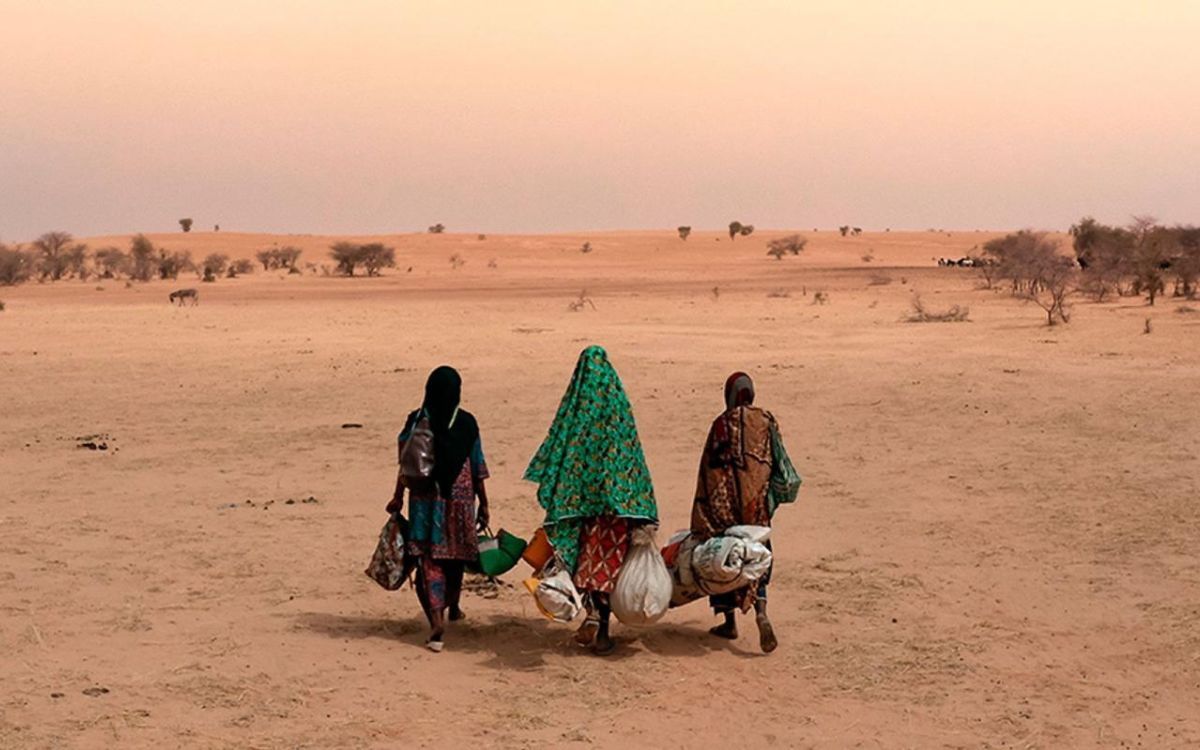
[529,562,584,623]
[611,525,672,626]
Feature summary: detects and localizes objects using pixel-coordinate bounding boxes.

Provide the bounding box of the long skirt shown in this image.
[573,516,630,594]
[413,555,465,622]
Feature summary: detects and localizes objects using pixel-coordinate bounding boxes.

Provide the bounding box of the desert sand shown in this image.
[1,230,1198,748]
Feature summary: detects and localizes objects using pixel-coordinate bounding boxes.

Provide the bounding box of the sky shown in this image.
[2,1,1199,241]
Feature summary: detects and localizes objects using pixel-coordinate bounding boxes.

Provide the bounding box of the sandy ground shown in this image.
[1,230,1198,749]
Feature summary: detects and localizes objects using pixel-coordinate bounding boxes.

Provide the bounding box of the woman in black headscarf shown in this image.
[387,366,490,651]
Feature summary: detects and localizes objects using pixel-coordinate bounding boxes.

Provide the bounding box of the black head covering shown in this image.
[409,366,479,498]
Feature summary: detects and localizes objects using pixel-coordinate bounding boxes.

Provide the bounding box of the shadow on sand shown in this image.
[294,610,763,669]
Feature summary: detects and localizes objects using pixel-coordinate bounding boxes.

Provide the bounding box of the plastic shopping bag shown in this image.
[611,525,672,626]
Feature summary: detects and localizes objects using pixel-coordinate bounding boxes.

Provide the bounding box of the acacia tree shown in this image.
[1024,254,1077,325]
[330,242,362,276]
[839,225,851,237]
[179,218,193,232]
[739,224,755,237]
[32,231,76,280]
[360,243,396,276]
[728,221,743,240]
[678,226,691,241]
[428,223,446,234]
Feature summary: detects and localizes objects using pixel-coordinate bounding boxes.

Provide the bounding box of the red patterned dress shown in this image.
[573,515,630,594]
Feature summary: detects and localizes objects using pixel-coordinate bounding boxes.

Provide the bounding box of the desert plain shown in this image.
[1,229,1198,749]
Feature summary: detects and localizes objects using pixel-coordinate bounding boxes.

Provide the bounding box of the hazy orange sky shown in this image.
[3,1,1198,240]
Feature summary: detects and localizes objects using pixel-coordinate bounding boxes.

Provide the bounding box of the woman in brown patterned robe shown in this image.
[691,372,800,653]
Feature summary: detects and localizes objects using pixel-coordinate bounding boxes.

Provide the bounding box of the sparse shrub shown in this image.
[567,289,597,312]
[739,224,754,237]
[157,249,194,280]
[202,267,216,283]
[851,227,863,236]
[179,218,193,233]
[1177,305,1197,314]
[868,273,892,286]
[861,250,875,263]
[227,259,254,277]
[256,249,274,271]
[906,294,970,322]
[428,223,446,234]
[487,258,498,269]
[839,225,850,237]
[812,291,829,305]
[129,234,157,281]
[202,253,229,278]
[0,300,5,311]
[449,253,466,269]
[256,246,303,271]
[678,226,692,241]
[766,234,807,260]
[477,234,487,241]
[94,247,129,279]
[580,242,593,254]
[766,288,790,298]
[0,244,34,286]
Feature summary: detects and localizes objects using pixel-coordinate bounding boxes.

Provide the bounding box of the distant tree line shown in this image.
[973,216,1200,324]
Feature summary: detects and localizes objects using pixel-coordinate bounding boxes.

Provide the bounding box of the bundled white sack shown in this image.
[528,562,584,623]
[611,524,672,626]
[664,525,774,603]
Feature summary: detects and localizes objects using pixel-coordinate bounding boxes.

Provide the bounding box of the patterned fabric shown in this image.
[414,556,465,616]
[573,516,630,593]
[403,432,488,561]
[524,345,658,572]
[691,406,801,538]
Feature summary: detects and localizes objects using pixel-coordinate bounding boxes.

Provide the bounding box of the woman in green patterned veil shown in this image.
[525,345,658,654]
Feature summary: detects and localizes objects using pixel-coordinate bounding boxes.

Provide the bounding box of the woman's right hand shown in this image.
[386,495,403,515]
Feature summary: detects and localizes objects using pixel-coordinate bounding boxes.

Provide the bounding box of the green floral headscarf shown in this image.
[524,345,658,572]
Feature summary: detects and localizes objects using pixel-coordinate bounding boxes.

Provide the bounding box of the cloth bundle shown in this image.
[663,525,773,607]
[524,560,584,623]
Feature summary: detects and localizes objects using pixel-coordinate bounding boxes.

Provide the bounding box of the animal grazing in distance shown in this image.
[169,288,199,306]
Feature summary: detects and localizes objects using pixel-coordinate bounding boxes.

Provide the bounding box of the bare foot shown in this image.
[591,633,616,656]
[449,607,466,622]
[756,615,778,654]
[709,622,738,640]
[574,617,599,647]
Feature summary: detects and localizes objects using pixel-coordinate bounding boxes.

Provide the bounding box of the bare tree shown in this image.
[678,226,692,241]
[1024,254,1077,325]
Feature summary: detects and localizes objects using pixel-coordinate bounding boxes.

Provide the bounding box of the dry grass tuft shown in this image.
[906,294,969,323]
